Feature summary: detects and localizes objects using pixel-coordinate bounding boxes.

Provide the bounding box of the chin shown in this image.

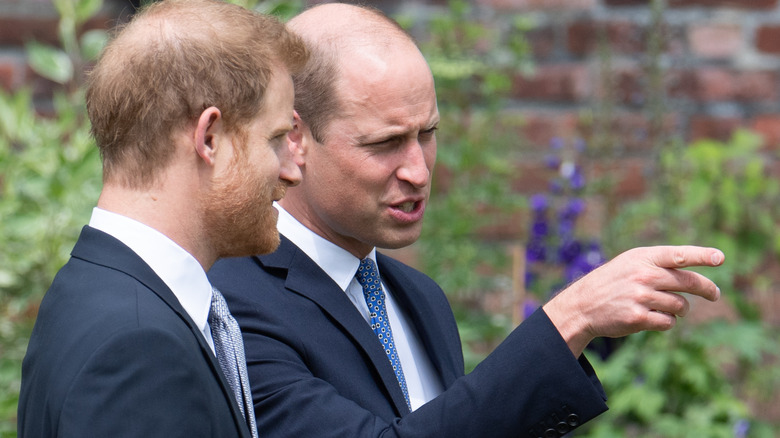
[218,228,281,259]
[378,232,422,251]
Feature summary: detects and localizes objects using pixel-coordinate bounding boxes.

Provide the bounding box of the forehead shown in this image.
[258,69,295,125]
[331,46,438,135]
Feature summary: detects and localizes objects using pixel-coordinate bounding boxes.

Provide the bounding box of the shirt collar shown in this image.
[275,202,377,291]
[88,207,213,335]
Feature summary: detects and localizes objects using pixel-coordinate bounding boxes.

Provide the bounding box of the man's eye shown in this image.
[420,127,438,138]
[366,137,399,147]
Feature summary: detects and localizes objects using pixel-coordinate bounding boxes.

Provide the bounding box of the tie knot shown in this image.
[209,287,230,326]
[356,258,379,287]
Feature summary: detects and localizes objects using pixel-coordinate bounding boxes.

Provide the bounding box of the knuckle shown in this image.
[673,295,689,316]
[678,271,705,293]
[632,270,661,288]
[672,249,687,267]
[660,313,677,330]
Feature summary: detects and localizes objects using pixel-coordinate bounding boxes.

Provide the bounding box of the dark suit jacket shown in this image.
[209,236,608,438]
[18,226,251,438]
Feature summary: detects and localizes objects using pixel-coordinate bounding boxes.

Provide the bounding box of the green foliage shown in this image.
[0,1,106,435]
[608,129,780,318]
[578,323,778,437]
[583,2,780,433]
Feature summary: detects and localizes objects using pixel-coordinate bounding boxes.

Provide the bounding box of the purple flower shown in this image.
[733,419,750,438]
[558,239,582,264]
[523,298,539,319]
[585,241,605,267]
[526,239,547,263]
[524,271,536,288]
[531,219,548,238]
[559,198,585,221]
[530,194,548,212]
[549,179,563,194]
[544,154,561,170]
[550,137,564,151]
[557,218,574,238]
[564,263,586,283]
[569,167,585,190]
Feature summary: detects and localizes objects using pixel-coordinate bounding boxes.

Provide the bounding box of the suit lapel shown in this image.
[71,226,251,438]
[257,237,411,414]
[377,254,462,388]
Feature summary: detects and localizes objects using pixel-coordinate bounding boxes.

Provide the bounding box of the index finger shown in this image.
[646,246,725,269]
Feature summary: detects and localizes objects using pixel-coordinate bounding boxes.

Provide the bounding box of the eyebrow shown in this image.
[270,121,294,138]
[356,120,440,144]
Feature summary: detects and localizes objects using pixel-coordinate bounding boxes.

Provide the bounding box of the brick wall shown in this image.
[2,0,779,202]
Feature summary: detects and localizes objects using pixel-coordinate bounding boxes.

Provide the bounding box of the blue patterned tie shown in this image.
[355,258,411,410]
[209,288,259,438]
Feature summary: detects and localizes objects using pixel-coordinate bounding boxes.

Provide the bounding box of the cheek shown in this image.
[425,143,437,169]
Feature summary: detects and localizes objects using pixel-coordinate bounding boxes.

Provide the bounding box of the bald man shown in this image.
[17,1,307,436]
[209,4,724,438]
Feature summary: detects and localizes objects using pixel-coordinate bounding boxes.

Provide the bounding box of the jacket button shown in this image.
[556,422,569,434]
[544,428,558,438]
[567,413,580,427]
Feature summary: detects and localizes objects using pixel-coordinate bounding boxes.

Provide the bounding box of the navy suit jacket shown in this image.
[209,236,608,438]
[18,226,251,438]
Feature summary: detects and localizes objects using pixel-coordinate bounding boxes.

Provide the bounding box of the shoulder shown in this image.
[376,252,438,285]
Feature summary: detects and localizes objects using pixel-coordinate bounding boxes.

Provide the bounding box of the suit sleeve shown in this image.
[239,304,607,438]
[57,327,237,438]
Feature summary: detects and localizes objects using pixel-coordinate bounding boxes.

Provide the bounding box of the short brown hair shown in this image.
[86,0,308,187]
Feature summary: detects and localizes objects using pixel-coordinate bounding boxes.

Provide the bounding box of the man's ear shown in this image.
[287,111,307,167]
[194,106,223,166]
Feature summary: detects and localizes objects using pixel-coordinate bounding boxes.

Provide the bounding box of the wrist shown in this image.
[542,295,593,358]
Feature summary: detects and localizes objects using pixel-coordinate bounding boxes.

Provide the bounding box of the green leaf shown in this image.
[26,41,74,84]
[79,29,107,61]
[74,0,103,24]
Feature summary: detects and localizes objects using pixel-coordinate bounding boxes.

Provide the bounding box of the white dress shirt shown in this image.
[276,203,444,411]
[88,207,216,353]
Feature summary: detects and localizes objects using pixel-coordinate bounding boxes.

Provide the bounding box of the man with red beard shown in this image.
[17,1,306,437]
[209,3,724,438]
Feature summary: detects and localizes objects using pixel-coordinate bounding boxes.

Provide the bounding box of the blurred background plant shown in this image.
[0,0,106,435]
[2,0,779,436]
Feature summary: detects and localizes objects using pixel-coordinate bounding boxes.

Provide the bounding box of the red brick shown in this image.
[603,0,651,5]
[477,0,596,10]
[0,17,59,46]
[668,68,778,102]
[751,114,780,150]
[0,15,115,47]
[526,25,556,60]
[567,19,646,57]
[0,56,26,92]
[510,161,554,193]
[688,23,743,59]
[613,66,645,106]
[669,0,778,8]
[503,110,581,150]
[603,0,766,7]
[511,64,591,102]
[590,64,673,108]
[590,158,650,198]
[756,25,780,54]
[735,71,778,101]
[582,112,679,154]
[689,115,743,142]
[695,68,736,101]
